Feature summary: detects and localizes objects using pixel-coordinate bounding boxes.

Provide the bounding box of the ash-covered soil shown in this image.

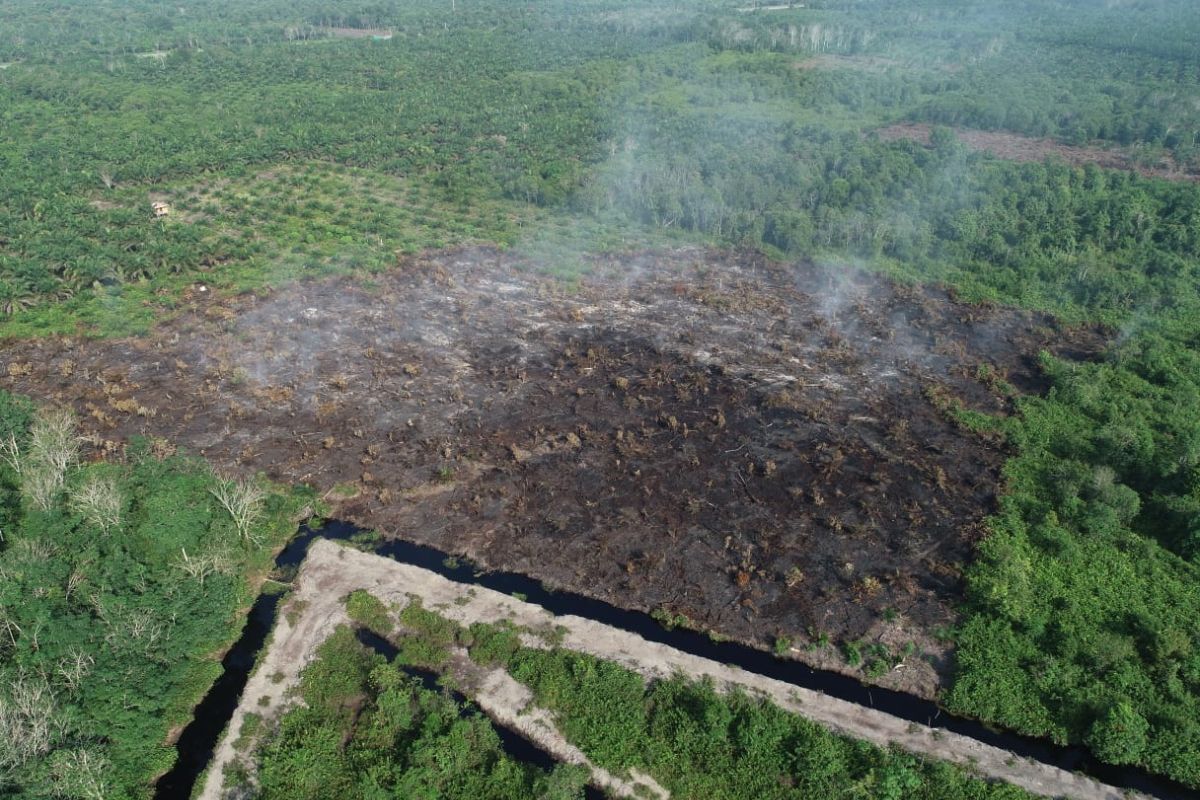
[0,247,1106,695]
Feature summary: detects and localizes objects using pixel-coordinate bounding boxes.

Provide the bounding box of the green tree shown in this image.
[1086,702,1150,766]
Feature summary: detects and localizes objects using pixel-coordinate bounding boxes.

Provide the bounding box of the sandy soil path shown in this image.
[200,539,1145,800]
[448,649,670,799]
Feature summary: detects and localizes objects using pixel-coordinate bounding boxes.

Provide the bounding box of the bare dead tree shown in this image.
[54,649,94,695]
[70,476,123,534]
[64,567,87,603]
[18,408,81,512]
[10,536,57,562]
[0,674,60,773]
[101,607,168,657]
[23,466,64,513]
[177,547,230,586]
[28,408,80,478]
[49,748,109,800]
[0,433,22,476]
[0,608,22,651]
[210,477,267,542]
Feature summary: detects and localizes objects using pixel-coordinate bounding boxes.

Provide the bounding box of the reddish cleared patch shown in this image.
[323,27,393,39]
[878,122,1200,183]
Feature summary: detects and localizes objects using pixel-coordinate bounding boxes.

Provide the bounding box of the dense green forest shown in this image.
[0,390,309,799]
[2,0,1200,792]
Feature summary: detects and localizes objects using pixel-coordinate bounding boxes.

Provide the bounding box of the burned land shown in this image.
[0,248,1105,694]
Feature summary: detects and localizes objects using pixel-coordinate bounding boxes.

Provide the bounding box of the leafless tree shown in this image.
[28,408,80,477]
[16,408,81,511]
[0,608,21,652]
[54,650,94,695]
[0,433,22,476]
[64,567,87,603]
[10,536,57,562]
[210,477,267,542]
[70,476,123,534]
[0,674,61,773]
[100,606,168,657]
[23,466,64,512]
[50,747,109,800]
[177,547,231,586]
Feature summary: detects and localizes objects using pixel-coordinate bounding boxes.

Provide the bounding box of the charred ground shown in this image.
[0,248,1106,694]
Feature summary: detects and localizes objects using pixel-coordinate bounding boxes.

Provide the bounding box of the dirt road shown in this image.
[201,539,1144,800]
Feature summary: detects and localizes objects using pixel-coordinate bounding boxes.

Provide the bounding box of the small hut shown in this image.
[152,201,171,218]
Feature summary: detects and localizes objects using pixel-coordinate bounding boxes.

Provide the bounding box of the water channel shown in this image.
[154,520,1193,800]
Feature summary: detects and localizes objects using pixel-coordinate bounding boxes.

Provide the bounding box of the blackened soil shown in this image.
[0,247,1107,696]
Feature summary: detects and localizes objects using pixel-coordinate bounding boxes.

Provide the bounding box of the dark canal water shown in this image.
[155,520,1192,800]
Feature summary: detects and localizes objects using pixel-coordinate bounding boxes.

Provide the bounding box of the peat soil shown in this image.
[0,246,1106,695]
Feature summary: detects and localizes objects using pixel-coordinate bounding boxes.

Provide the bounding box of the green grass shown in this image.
[417,614,1038,800]
[251,624,588,800]
[345,589,394,635]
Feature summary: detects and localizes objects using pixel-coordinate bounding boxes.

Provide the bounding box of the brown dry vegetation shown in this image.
[0,247,1106,695]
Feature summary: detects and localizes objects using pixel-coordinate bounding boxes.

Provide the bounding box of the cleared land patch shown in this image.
[795,54,905,73]
[323,26,394,39]
[0,247,1105,694]
[879,122,1200,183]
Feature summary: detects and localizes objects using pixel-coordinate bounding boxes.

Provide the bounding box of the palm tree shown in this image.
[60,257,108,295]
[0,279,37,315]
[113,253,153,283]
